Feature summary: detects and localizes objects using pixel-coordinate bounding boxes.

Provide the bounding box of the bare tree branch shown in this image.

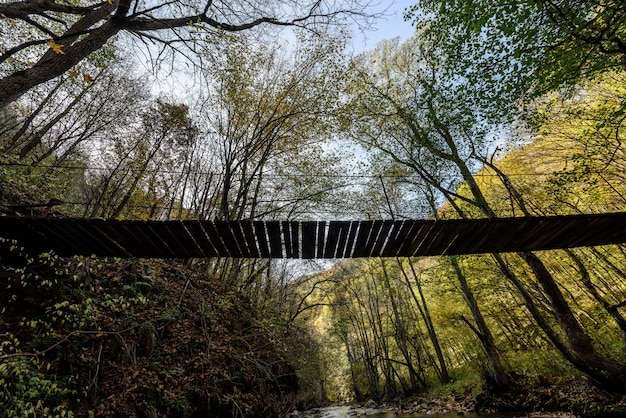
[0,0,371,108]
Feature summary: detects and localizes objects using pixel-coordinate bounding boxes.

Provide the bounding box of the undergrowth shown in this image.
[0,239,297,417]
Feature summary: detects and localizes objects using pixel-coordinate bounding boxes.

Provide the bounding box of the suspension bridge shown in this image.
[1,212,626,258]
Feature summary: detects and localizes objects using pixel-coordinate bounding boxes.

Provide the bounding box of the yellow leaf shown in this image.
[27,61,36,67]
[47,39,65,55]
[68,69,79,78]
[83,73,93,83]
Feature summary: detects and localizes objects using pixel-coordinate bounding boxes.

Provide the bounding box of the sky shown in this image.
[149,2,416,98]
[350,3,416,52]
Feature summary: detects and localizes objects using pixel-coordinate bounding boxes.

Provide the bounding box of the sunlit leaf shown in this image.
[47,39,65,55]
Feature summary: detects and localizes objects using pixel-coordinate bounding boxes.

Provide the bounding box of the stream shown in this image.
[292,405,574,418]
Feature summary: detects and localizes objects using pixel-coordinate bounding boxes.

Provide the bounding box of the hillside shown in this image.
[0,244,297,417]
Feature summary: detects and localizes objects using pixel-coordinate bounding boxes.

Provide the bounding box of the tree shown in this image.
[342,37,510,387]
[197,33,347,222]
[1,57,145,161]
[406,0,626,118]
[396,259,450,384]
[344,34,626,392]
[0,0,372,108]
[470,74,626,343]
[83,99,198,219]
[326,259,435,399]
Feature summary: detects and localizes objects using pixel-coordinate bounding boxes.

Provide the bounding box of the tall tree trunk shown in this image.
[423,181,504,386]
[380,260,426,392]
[479,154,626,392]
[450,256,510,388]
[398,258,450,384]
[564,248,626,338]
[519,251,626,392]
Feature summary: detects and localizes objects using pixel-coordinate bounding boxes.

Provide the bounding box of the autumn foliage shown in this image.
[0,244,297,417]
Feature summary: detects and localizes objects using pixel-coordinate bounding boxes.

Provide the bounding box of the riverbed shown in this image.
[290,405,576,418]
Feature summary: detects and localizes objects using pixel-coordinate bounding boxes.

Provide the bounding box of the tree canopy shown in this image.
[406,0,626,118]
[0,0,371,108]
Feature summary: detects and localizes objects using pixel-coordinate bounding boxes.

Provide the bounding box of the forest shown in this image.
[1,0,626,417]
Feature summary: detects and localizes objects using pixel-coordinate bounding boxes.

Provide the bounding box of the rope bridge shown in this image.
[1,212,626,258]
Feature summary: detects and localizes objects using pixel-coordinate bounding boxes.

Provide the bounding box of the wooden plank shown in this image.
[266,221,283,258]
[228,222,250,257]
[291,221,300,258]
[139,221,180,257]
[2,213,626,259]
[124,221,175,258]
[371,220,394,257]
[282,222,292,258]
[487,217,545,253]
[343,221,360,258]
[182,222,217,257]
[424,221,465,256]
[450,219,511,256]
[164,222,205,258]
[545,218,592,250]
[73,219,131,257]
[546,218,592,250]
[139,222,178,257]
[585,216,626,247]
[424,221,464,256]
[14,219,72,255]
[213,221,241,257]
[316,221,327,259]
[492,218,531,253]
[199,222,229,257]
[395,221,421,256]
[335,221,353,258]
[301,222,317,259]
[323,221,338,259]
[466,218,529,254]
[440,222,484,255]
[325,222,350,259]
[406,221,438,257]
[253,221,270,258]
[107,221,167,258]
[63,219,129,257]
[282,221,297,259]
[240,221,260,258]
[0,218,57,255]
[92,220,139,256]
[418,220,456,256]
[24,219,83,256]
[534,220,572,248]
[146,221,194,258]
[40,220,95,256]
[352,221,374,257]
[363,220,384,257]
[0,219,46,254]
[176,224,208,258]
[382,221,411,257]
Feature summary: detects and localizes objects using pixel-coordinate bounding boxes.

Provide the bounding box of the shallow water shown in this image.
[311,405,565,418]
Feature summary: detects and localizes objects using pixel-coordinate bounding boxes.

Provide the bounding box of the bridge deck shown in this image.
[1,213,625,259]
